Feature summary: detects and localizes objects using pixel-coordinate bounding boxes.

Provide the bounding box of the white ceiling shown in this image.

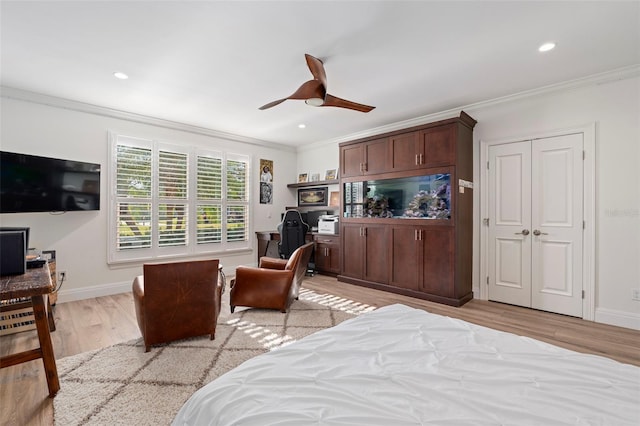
[1,1,639,148]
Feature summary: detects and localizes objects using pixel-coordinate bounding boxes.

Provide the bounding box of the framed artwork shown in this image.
[259,159,273,204]
[298,173,308,183]
[311,173,320,182]
[325,169,337,180]
[298,187,328,206]
[329,191,340,207]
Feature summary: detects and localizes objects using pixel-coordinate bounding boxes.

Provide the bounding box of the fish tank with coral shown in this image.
[343,173,451,219]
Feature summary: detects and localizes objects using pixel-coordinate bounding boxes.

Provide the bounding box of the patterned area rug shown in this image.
[53,289,375,425]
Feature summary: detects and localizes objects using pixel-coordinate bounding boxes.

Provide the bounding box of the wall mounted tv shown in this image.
[0,151,101,213]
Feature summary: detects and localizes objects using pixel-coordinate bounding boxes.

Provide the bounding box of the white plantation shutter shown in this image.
[158,150,188,247]
[115,144,152,251]
[109,133,250,264]
[197,155,223,244]
[226,157,249,242]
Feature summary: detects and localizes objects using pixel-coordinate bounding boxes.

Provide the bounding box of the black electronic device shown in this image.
[305,210,329,231]
[0,151,101,213]
[0,230,27,275]
[26,259,47,269]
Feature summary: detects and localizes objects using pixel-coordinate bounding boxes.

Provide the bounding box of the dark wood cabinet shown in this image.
[340,138,388,177]
[341,223,389,283]
[338,111,476,307]
[313,234,341,275]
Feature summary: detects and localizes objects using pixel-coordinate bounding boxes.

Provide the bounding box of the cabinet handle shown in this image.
[325,248,329,256]
[420,153,424,164]
[415,154,419,166]
[363,162,368,172]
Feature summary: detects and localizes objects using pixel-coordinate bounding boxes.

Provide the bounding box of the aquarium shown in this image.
[343,174,451,219]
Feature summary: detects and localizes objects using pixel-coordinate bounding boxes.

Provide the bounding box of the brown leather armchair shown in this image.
[132,259,221,352]
[230,242,314,313]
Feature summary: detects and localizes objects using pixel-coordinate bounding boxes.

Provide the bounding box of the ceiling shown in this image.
[1,1,639,148]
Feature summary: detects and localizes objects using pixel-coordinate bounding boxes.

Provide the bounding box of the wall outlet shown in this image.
[58,271,67,282]
[632,288,640,301]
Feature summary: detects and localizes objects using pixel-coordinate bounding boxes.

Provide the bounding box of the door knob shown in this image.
[515,229,530,236]
[533,229,548,236]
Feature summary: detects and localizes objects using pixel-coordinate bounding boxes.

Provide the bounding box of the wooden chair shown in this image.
[230,242,314,313]
[132,259,221,352]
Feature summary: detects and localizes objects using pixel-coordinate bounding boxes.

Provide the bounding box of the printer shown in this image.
[317,215,339,234]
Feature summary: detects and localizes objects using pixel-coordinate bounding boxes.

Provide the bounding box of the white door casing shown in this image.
[485,133,584,317]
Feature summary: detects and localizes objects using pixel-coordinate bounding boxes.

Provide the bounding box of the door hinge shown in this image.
[483,218,489,226]
[486,161,490,169]
[582,290,585,299]
[486,276,489,285]
[583,150,586,160]
[583,220,586,229]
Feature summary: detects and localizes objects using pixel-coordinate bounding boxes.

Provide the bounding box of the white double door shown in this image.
[488,133,584,317]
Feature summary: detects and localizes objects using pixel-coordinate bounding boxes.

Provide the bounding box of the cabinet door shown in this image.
[421,124,455,167]
[363,138,388,175]
[341,145,364,177]
[314,235,340,274]
[421,227,454,297]
[389,132,421,172]
[389,225,420,290]
[342,224,364,278]
[363,224,389,283]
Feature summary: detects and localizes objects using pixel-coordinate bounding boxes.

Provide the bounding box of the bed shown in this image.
[173,304,640,425]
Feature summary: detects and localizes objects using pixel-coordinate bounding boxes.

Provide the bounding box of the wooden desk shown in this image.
[0,264,60,397]
[255,231,341,275]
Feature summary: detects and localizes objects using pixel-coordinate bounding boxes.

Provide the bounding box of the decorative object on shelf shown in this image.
[311,173,320,182]
[325,169,337,180]
[329,191,340,207]
[298,173,308,183]
[259,159,273,204]
[366,195,393,218]
[403,184,451,219]
[298,187,328,206]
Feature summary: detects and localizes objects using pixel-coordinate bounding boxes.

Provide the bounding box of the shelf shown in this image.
[287,179,339,188]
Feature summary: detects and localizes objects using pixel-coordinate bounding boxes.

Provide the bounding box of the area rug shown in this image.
[53,289,376,425]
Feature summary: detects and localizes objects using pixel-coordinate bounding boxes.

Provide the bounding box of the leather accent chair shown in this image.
[230,242,314,313]
[277,210,309,259]
[132,259,221,352]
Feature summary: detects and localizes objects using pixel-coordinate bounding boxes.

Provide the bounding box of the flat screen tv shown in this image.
[0,151,101,213]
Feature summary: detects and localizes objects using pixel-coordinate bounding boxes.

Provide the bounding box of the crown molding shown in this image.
[300,64,640,152]
[0,86,296,153]
[3,63,638,155]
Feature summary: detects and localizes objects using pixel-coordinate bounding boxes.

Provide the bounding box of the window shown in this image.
[109,134,250,263]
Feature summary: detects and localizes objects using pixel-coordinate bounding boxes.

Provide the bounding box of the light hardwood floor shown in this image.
[1,275,639,425]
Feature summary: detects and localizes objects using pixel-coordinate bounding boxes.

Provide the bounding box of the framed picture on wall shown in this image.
[298,187,328,206]
[298,173,308,183]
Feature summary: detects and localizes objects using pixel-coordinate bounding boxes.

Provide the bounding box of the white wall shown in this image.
[298,75,640,330]
[0,96,296,302]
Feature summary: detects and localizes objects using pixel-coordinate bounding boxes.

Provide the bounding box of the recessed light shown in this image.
[298,124,306,129]
[538,42,556,52]
[113,71,129,80]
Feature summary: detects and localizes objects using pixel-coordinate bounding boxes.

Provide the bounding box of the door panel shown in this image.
[488,141,532,306]
[531,134,583,316]
[342,224,364,278]
[390,225,419,290]
[363,225,389,283]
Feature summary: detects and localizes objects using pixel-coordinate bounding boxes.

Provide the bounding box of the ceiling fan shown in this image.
[259,54,375,113]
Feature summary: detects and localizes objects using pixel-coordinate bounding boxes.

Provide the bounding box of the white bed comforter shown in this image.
[173,304,640,425]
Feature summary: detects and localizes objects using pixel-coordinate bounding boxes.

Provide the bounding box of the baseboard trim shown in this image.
[55,281,132,304]
[595,307,640,331]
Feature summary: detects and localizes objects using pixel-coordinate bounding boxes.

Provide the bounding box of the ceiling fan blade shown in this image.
[288,79,325,100]
[259,98,287,110]
[259,80,326,110]
[305,54,327,89]
[322,93,375,113]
